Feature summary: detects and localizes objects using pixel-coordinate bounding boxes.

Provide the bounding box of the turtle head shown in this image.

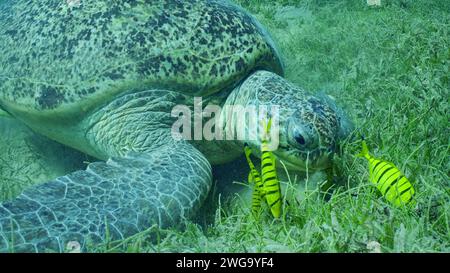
[276,95,352,171]
[239,71,353,171]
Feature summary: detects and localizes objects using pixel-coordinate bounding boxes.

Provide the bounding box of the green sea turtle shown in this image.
[0,0,352,252]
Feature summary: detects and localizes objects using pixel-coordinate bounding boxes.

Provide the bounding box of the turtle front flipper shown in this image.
[0,89,212,253]
[0,142,211,252]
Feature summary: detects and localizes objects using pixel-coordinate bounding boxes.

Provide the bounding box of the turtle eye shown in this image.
[295,134,306,145]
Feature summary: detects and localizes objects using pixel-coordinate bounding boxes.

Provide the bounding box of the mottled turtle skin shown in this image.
[0,0,351,252]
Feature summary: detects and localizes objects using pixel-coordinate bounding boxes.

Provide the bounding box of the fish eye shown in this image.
[295,134,306,145]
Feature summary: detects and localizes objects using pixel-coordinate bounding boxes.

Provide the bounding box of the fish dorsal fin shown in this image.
[357,139,371,159]
[260,118,272,141]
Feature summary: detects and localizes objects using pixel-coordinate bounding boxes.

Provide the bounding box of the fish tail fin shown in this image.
[260,117,272,136]
[265,117,272,135]
[248,171,254,184]
[260,117,272,139]
[244,142,252,158]
[357,139,370,159]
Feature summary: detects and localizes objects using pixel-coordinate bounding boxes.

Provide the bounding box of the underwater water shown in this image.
[0,0,448,253]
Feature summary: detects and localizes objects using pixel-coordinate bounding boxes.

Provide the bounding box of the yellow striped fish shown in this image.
[358,139,415,207]
[260,118,282,218]
[244,144,264,216]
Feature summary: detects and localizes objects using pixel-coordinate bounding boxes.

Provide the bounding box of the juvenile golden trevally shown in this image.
[358,139,415,207]
[244,143,264,216]
[243,118,282,218]
[260,118,282,218]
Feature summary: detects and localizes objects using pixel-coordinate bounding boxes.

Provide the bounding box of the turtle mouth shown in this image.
[274,145,332,171]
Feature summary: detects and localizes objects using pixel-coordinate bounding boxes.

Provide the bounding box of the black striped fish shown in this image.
[260,118,282,218]
[358,139,415,207]
[244,144,264,216]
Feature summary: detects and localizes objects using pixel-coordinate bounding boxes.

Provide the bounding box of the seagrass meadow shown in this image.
[74,0,450,253]
[0,0,449,253]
